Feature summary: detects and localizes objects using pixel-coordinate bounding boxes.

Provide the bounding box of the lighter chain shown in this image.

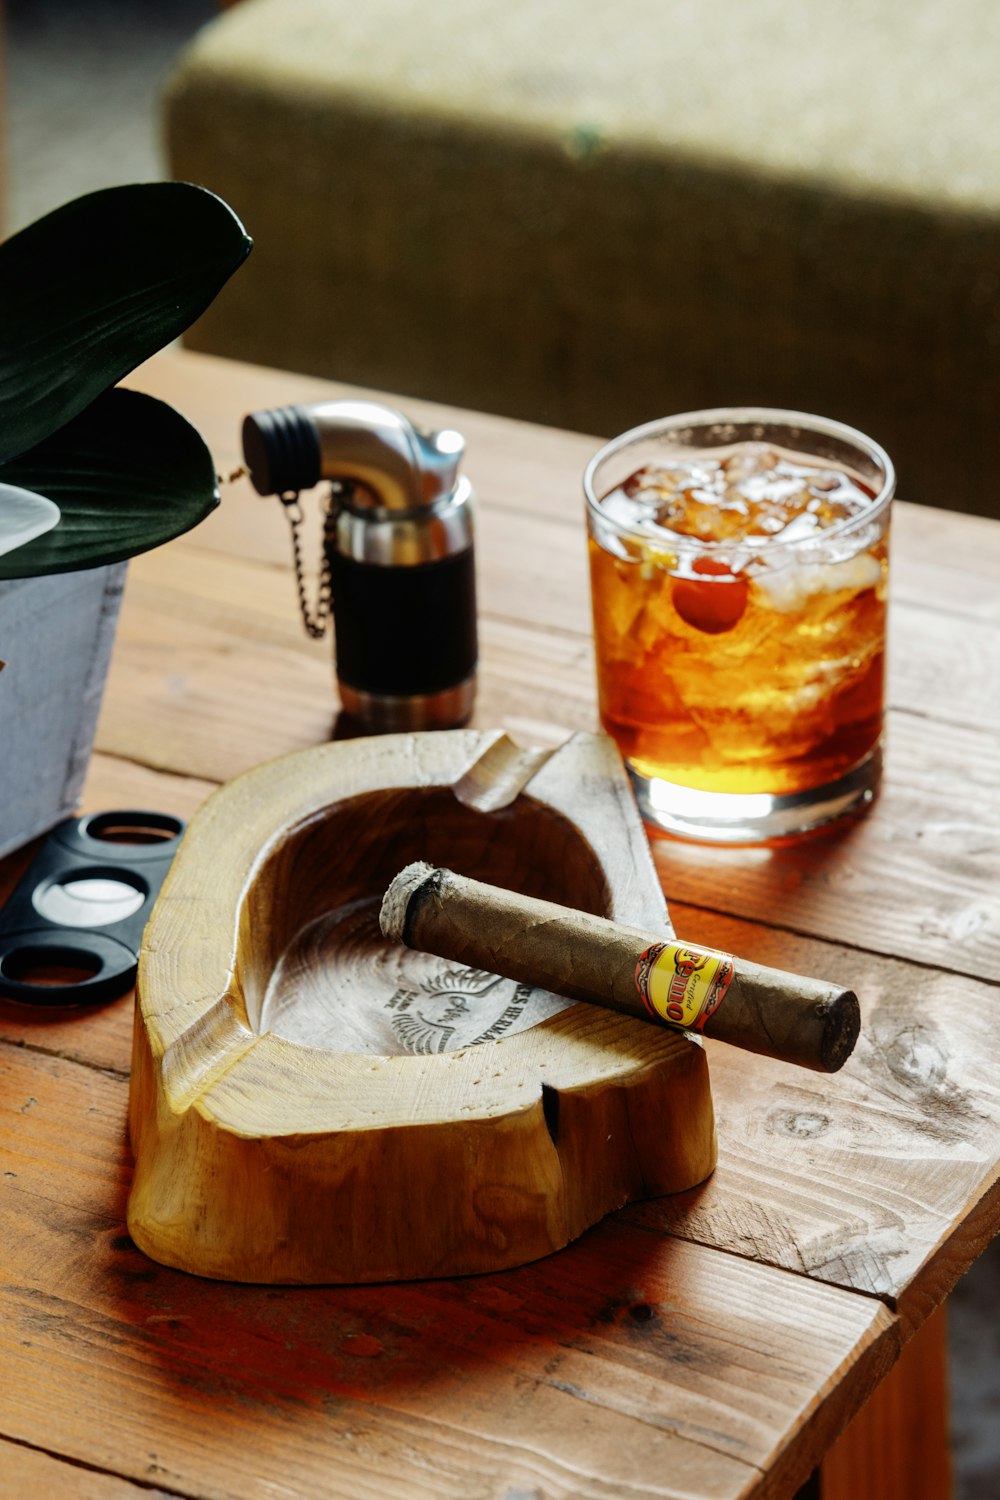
[281,491,333,640]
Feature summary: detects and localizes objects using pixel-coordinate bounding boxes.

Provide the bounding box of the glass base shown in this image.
[630,746,882,844]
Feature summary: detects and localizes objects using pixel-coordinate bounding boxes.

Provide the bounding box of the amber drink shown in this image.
[585,410,894,842]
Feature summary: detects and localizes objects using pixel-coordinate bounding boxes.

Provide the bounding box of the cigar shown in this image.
[380,863,860,1073]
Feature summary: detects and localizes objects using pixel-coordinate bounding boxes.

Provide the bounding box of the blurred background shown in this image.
[5,2,1000,1494]
[5,0,216,233]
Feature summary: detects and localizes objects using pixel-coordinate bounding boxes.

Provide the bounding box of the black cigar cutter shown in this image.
[0,811,185,1007]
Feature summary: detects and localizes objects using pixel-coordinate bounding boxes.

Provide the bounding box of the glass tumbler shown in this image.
[584,408,895,843]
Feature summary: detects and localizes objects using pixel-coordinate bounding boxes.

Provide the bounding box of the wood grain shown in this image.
[627,903,1000,1336]
[0,1041,895,1500]
[649,718,1000,984]
[0,1439,179,1500]
[92,355,1000,1310]
[6,879,995,1327]
[128,731,718,1283]
[100,571,595,780]
[822,1307,952,1500]
[97,533,1000,986]
[0,347,989,1494]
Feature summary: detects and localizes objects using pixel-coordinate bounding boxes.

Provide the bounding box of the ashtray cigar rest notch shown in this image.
[126,730,716,1284]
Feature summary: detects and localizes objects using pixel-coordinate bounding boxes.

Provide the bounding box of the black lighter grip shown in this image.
[327,547,477,698]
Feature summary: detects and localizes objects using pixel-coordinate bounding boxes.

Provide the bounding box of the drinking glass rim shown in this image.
[583,406,896,554]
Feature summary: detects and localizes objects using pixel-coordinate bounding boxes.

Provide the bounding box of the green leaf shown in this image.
[0,387,219,578]
[0,182,251,466]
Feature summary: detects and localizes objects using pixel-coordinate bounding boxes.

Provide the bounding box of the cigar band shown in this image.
[634,943,734,1031]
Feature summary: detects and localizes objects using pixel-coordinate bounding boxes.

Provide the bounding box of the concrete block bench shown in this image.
[164,0,1000,513]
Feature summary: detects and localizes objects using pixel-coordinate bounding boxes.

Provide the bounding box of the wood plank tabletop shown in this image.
[1,347,992,1499]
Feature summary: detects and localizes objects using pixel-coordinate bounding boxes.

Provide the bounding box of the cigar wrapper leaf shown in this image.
[380,862,860,1074]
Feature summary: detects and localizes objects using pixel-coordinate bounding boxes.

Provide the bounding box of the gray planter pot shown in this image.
[0,564,126,859]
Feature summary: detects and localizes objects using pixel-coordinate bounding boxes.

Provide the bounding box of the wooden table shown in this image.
[3,347,997,1500]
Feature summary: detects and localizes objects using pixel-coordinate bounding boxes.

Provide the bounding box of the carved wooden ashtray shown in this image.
[127,730,716,1283]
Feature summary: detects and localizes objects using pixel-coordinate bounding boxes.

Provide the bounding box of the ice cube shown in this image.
[600,485,660,533]
[622,464,689,500]
[754,551,883,612]
[767,511,824,545]
[720,443,780,485]
[757,513,790,535]
[608,448,876,554]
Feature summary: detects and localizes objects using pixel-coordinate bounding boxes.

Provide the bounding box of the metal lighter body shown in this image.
[242,401,478,731]
[328,466,477,730]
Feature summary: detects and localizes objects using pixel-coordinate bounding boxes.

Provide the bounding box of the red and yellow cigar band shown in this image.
[634,942,734,1032]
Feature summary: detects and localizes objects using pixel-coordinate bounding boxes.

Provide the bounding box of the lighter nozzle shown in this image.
[241,401,465,509]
